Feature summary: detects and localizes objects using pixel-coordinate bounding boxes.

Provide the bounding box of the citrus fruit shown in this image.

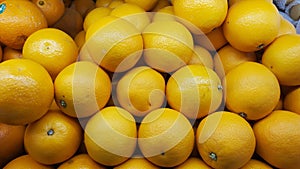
[0,123,25,168]
[71,0,95,18]
[0,59,54,125]
[57,154,106,169]
[2,46,22,61]
[84,16,143,72]
[278,16,296,37]
[32,0,65,26]
[223,61,280,120]
[151,6,175,22]
[0,0,48,49]
[116,66,165,117]
[54,61,112,118]
[3,155,54,169]
[83,7,111,31]
[107,0,124,9]
[188,45,213,69]
[253,110,300,169]
[173,0,228,34]
[74,30,86,50]
[110,3,150,32]
[166,65,223,119]
[151,0,170,12]
[196,111,256,169]
[142,21,194,72]
[214,44,257,78]
[22,28,78,80]
[138,108,194,167]
[229,0,272,6]
[114,157,160,169]
[283,86,300,114]
[262,34,300,86]
[240,159,272,169]
[223,0,281,52]
[174,157,212,169]
[84,106,137,166]
[124,0,158,11]
[24,110,83,165]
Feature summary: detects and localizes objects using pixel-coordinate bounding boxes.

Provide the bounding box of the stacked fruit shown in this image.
[0,0,300,168]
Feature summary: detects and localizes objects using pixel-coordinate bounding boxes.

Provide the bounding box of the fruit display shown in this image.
[0,0,300,168]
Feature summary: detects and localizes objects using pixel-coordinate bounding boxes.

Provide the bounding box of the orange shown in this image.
[174,157,212,169]
[95,0,111,7]
[278,16,296,37]
[84,16,143,72]
[151,6,175,22]
[83,7,111,31]
[214,44,257,78]
[262,34,300,86]
[151,0,170,12]
[0,123,25,168]
[166,65,223,119]
[253,110,300,169]
[283,86,300,115]
[138,108,194,167]
[142,21,194,72]
[229,0,272,6]
[71,0,95,18]
[84,106,137,166]
[32,0,65,26]
[24,110,83,165]
[3,155,54,169]
[52,7,83,38]
[224,62,280,120]
[194,26,228,51]
[114,157,160,169]
[108,0,124,9]
[74,30,86,50]
[116,66,165,117]
[0,0,47,49]
[22,28,78,80]
[2,46,22,61]
[110,3,151,32]
[188,45,213,69]
[54,61,112,118]
[240,159,273,169]
[196,111,256,169]
[223,0,281,52]
[124,0,158,11]
[274,97,283,110]
[173,0,228,34]
[57,154,106,169]
[0,59,54,125]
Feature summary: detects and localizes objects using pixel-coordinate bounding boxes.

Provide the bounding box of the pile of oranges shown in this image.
[0,0,300,168]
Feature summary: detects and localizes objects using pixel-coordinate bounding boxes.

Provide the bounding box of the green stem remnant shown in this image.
[59,100,67,108]
[47,129,54,136]
[0,3,6,14]
[209,152,217,161]
[38,0,45,6]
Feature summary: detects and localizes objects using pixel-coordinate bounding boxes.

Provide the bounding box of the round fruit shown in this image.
[54,61,112,118]
[84,106,137,166]
[253,110,300,169]
[124,0,158,11]
[3,155,54,169]
[166,65,223,119]
[57,154,106,169]
[0,59,54,125]
[138,108,194,167]
[196,111,256,169]
[174,157,212,169]
[283,86,300,115]
[223,62,280,120]
[240,159,272,169]
[114,157,160,169]
[188,45,213,69]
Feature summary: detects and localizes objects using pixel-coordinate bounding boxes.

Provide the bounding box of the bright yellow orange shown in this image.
[74,30,86,50]
[188,45,213,69]
[83,7,111,31]
[253,110,300,169]
[229,0,272,6]
[124,0,158,11]
[0,123,25,168]
[214,44,257,78]
[24,110,83,165]
[196,111,256,169]
[32,0,65,26]
[108,0,124,9]
[2,46,22,61]
[278,16,296,37]
[84,106,137,166]
[224,62,280,120]
[166,65,223,119]
[262,34,300,86]
[3,155,54,169]
[240,159,273,169]
[223,0,281,52]
[116,66,165,117]
[57,154,106,169]
[173,0,228,34]
[114,157,160,169]
[283,86,300,115]
[22,28,78,80]
[54,61,111,118]
[174,157,212,169]
[142,21,194,72]
[0,0,48,49]
[151,6,175,22]
[84,16,143,72]
[0,59,54,125]
[151,0,170,12]
[138,108,194,167]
